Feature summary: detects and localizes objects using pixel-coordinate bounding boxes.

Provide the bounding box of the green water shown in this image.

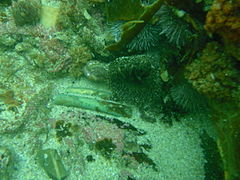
[0,0,239,180]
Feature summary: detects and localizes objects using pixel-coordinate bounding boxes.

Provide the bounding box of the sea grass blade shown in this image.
[54,87,134,118]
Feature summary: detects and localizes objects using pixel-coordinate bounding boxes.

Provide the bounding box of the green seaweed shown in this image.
[131,152,157,171]
[106,0,144,21]
[95,138,116,159]
[55,120,73,142]
[11,0,41,26]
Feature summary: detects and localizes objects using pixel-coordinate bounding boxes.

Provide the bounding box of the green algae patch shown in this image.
[95,138,116,159]
[36,149,69,180]
[55,120,73,142]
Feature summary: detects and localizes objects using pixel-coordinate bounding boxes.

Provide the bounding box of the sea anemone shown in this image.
[157,5,194,48]
[126,23,161,52]
[170,80,208,113]
[108,55,163,108]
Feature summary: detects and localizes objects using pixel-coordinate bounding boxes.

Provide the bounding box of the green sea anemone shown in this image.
[108,55,163,108]
[157,5,194,48]
[126,23,161,52]
[170,80,208,113]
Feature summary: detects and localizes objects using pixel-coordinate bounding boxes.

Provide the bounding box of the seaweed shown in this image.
[55,120,73,142]
[106,0,144,21]
[95,138,116,159]
[11,0,41,26]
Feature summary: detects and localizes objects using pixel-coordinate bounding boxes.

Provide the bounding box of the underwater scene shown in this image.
[0,0,239,179]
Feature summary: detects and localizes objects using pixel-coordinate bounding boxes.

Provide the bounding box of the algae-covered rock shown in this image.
[67,45,92,77]
[11,0,41,26]
[0,34,17,48]
[185,42,239,102]
[0,84,24,134]
[205,0,240,43]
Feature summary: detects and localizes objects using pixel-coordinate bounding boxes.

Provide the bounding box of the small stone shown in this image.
[36,149,69,180]
[83,61,109,82]
[0,146,12,180]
